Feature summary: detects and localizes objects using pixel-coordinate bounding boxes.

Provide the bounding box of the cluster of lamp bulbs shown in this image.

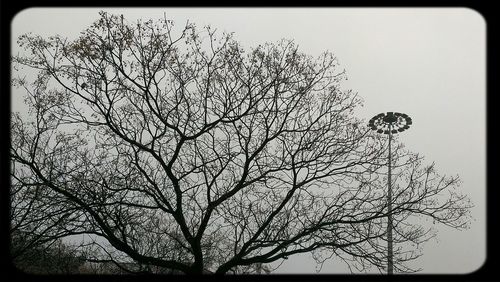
[368,112,412,134]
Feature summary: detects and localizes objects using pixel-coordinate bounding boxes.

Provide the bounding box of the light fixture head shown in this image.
[368,112,412,135]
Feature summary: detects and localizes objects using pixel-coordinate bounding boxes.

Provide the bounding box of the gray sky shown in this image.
[11,7,486,274]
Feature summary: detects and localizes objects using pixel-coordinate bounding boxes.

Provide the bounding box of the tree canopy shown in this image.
[10,12,472,274]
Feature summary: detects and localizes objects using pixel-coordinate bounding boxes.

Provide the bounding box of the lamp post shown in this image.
[368,112,412,275]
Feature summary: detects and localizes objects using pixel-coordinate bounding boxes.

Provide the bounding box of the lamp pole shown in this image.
[368,112,412,275]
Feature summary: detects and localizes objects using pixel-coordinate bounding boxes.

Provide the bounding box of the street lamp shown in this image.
[368,112,412,275]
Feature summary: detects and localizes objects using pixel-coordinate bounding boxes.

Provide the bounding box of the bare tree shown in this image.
[10,12,472,274]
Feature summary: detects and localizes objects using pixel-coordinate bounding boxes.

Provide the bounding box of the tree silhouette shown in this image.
[11,231,86,274]
[10,12,472,274]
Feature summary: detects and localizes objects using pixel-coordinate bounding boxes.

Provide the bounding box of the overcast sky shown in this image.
[10,7,486,274]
